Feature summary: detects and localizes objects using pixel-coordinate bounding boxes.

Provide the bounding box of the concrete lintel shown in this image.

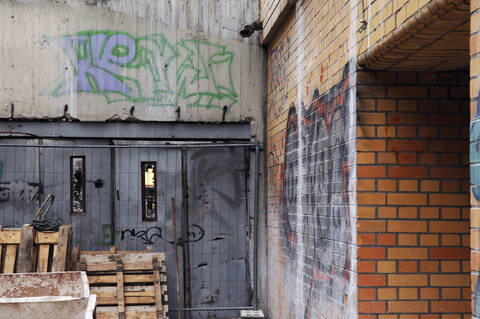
[261,0,297,45]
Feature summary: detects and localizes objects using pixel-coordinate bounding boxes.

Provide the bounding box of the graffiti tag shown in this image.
[41,30,238,110]
[121,224,205,246]
[0,181,42,203]
[281,62,353,318]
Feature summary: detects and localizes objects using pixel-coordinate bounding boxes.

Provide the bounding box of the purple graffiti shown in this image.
[57,33,136,96]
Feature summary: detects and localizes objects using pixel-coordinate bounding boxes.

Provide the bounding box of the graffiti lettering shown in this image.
[121,224,205,246]
[41,30,238,110]
[281,62,353,318]
[0,181,42,203]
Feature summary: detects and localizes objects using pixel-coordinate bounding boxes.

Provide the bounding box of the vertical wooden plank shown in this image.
[116,257,125,319]
[52,225,70,271]
[3,245,17,273]
[37,244,50,272]
[17,224,34,273]
[152,256,164,319]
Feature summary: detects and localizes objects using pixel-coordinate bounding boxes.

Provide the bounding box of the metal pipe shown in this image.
[170,307,254,312]
[253,140,260,310]
[0,143,256,149]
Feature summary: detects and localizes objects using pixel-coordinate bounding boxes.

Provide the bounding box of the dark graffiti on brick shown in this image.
[281,62,354,318]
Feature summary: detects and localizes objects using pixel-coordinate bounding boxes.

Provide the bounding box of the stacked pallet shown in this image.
[0,224,73,273]
[79,251,168,319]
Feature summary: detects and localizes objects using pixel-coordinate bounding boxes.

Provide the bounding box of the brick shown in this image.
[398,100,417,112]
[377,126,396,138]
[420,288,439,300]
[441,180,461,193]
[441,234,461,246]
[358,152,377,164]
[398,261,417,273]
[389,274,428,286]
[430,301,470,313]
[359,247,386,259]
[358,233,376,245]
[398,207,417,219]
[388,301,428,313]
[358,193,386,205]
[388,193,427,205]
[378,152,397,164]
[429,221,469,233]
[388,248,427,260]
[429,194,468,206]
[441,261,460,273]
[420,261,439,273]
[419,207,439,219]
[358,220,386,232]
[430,167,468,179]
[420,180,439,192]
[387,113,426,125]
[430,140,468,152]
[358,166,387,178]
[397,126,417,138]
[358,126,376,137]
[399,288,418,300]
[378,99,397,111]
[358,112,387,124]
[358,207,376,218]
[398,180,418,191]
[358,179,377,191]
[358,261,377,273]
[430,275,469,287]
[419,234,439,246]
[388,140,428,152]
[388,86,427,98]
[378,233,397,246]
[359,288,377,300]
[378,179,397,192]
[378,260,396,273]
[398,234,417,246]
[378,288,397,300]
[441,207,461,219]
[359,274,387,287]
[358,85,387,98]
[358,301,387,313]
[429,248,469,260]
[378,72,397,84]
[418,126,438,138]
[358,140,387,151]
[419,153,438,164]
[379,207,397,218]
[397,73,417,84]
[440,154,461,165]
[388,220,427,233]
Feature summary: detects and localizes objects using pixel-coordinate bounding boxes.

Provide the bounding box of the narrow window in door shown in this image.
[70,156,86,215]
[141,162,157,221]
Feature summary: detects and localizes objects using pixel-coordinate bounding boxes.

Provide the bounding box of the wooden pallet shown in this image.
[0,224,72,273]
[79,252,168,319]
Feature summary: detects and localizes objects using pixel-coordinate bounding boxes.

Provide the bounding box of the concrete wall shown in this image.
[357,70,471,317]
[0,0,265,138]
[263,0,359,318]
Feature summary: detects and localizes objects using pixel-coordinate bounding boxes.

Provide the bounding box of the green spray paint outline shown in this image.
[40,30,238,110]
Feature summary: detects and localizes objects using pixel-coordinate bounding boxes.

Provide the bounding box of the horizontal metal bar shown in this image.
[169,306,254,312]
[0,121,251,140]
[0,143,256,149]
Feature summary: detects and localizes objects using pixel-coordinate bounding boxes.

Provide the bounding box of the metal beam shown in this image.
[0,121,251,141]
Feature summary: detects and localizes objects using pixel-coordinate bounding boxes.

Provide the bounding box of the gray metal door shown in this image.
[0,140,112,251]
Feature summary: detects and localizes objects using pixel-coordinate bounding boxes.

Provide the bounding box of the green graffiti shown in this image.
[41,30,238,110]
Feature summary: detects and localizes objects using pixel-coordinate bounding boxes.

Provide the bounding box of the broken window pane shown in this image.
[141,162,157,221]
[70,156,86,215]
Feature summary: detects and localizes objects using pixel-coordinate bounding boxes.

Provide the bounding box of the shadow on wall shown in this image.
[281,62,354,318]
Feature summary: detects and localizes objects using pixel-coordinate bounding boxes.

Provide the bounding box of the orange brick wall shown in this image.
[357,70,471,318]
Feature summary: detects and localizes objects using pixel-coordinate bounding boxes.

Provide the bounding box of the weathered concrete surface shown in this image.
[0,0,265,138]
[0,271,96,319]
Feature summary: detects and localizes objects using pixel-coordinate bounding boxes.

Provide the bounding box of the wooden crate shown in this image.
[0,224,72,273]
[79,252,168,319]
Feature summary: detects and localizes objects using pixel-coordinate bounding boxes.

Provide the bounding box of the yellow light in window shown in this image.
[145,167,155,187]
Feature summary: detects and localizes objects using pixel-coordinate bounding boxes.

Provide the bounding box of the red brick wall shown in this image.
[356,70,471,318]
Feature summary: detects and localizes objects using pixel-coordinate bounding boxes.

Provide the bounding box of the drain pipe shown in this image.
[253,140,260,310]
